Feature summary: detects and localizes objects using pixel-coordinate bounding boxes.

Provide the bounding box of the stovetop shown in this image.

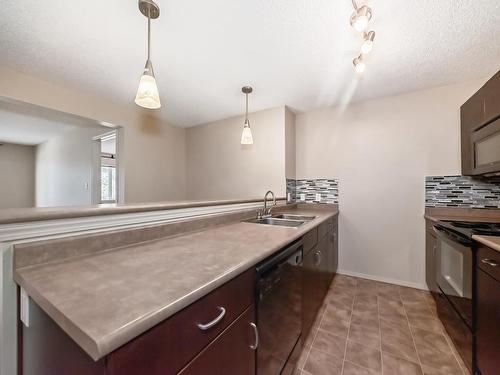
[438,220,500,238]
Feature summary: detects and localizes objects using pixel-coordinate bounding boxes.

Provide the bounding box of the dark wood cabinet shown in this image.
[476,245,500,375]
[178,305,256,375]
[460,69,500,176]
[425,220,438,295]
[302,215,338,337]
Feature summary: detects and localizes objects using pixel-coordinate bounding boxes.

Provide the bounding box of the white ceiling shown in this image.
[0,0,499,128]
[0,100,111,145]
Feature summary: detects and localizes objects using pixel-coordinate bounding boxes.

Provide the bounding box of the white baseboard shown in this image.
[337,269,429,291]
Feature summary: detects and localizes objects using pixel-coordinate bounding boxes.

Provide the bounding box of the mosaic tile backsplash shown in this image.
[425,176,500,208]
[286,178,339,204]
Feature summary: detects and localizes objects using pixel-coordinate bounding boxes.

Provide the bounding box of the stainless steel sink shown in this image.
[244,217,305,227]
[272,214,316,221]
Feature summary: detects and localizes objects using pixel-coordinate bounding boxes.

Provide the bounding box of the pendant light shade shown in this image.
[135,60,161,109]
[241,119,254,145]
[136,0,161,110]
[241,86,254,145]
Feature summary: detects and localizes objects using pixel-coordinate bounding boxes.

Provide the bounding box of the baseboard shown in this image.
[337,269,429,291]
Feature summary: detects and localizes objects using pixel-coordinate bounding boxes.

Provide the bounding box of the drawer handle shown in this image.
[249,322,259,350]
[481,259,499,267]
[197,307,226,331]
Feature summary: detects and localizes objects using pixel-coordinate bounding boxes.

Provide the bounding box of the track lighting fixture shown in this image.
[353,56,366,74]
[361,31,375,54]
[350,0,372,32]
[350,1,375,73]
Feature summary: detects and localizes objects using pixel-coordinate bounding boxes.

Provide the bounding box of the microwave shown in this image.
[461,70,500,176]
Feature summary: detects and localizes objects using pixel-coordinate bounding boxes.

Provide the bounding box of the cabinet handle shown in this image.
[481,258,499,267]
[249,322,259,350]
[314,251,322,266]
[197,307,226,331]
[432,245,437,257]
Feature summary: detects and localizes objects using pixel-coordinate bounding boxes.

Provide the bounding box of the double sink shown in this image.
[244,213,316,227]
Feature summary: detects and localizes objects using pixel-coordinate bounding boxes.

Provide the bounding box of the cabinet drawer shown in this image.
[318,217,334,240]
[107,269,254,375]
[179,305,256,375]
[303,228,318,255]
[477,245,500,282]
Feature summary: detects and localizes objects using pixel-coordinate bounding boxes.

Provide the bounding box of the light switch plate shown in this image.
[316,193,322,202]
[300,193,306,201]
[20,287,30,327]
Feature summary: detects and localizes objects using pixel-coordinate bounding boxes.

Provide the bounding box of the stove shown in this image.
[438,220,500,238]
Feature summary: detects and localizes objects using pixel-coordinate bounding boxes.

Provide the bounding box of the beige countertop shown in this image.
[473,235,500,253]
[14,206,337,361]
[424,207,500,223]
[0,197,286,224]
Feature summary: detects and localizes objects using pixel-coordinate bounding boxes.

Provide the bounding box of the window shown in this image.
[101,165,116,203]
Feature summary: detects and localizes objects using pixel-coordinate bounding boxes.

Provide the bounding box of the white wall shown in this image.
[296,80,485,288]
[0,143,35,208]
[185,107,287,200]
[35,127,107,207]
[0,66,187,204]
[285,107,296,179]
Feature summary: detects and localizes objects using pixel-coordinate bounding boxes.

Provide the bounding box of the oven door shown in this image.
[433,226,473,328]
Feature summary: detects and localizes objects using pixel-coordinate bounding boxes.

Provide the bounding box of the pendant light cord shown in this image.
[245,93,249,123]
[147,8,151,61]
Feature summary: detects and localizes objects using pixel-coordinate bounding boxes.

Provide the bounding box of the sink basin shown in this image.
[272,214,316,221]
[244,217,305,227]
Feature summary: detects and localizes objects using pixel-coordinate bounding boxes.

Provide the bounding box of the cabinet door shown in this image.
[328,218,338,277]
[425,229,438,294]
[483,70,500,123]
[302,246,324,336]
[476,268,500,375]
[178,305,256,375]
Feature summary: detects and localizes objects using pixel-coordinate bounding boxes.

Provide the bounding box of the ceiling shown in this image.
[1,0,499,128]
[0,100,111,145]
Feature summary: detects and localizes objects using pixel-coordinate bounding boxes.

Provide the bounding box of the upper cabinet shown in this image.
[461,70,500,176]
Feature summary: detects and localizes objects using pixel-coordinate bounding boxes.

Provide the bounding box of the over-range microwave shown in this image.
[461,70,500,176]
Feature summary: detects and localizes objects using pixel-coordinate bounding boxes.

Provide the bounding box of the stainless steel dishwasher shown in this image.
[256,240,303,375]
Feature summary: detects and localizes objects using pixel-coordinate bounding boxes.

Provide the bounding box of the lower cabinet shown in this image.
[302,216,338,338]
[178,305,256,375]
[425,220,438,294]
[476,246,500,375]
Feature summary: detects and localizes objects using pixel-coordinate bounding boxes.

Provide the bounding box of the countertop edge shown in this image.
[472,235,500,253]
[15,208,338,360]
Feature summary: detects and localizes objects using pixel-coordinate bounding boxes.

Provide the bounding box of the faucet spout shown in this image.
[262,190,276,218]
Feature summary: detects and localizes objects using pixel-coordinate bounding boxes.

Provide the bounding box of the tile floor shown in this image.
[295,275,469,375]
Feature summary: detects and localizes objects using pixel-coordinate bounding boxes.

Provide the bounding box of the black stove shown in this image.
[438,220,500,238]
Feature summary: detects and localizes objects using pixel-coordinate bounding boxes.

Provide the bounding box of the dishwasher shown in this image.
[256,240,303,375]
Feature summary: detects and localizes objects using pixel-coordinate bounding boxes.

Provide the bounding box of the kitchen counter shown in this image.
[14,205,337,361]
[473,235,500,253]
[0,197,286,224]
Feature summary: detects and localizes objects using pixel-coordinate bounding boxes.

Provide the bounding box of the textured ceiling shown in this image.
[0,0,499,127]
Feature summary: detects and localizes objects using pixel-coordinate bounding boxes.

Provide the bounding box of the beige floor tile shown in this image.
[304,347,344,375]
[411,327,451,354]
[342,360,380,375]
[319,316,350,338]
[312,330,347,359]
[380,322,419,364]
[324,304,352,322]
[350,313,379,329]
[348,322,380,349]
[345,340,382,373]
[416,347,463,373]
[382,352,423,375]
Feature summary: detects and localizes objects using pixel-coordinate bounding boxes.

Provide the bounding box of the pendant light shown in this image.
[241,86,254,145]
[135,0,161,109]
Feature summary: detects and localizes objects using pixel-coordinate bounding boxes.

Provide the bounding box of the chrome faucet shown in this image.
[258,191,276,219]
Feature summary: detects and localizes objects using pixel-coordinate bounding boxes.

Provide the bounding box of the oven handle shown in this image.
[433,225,471,246]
